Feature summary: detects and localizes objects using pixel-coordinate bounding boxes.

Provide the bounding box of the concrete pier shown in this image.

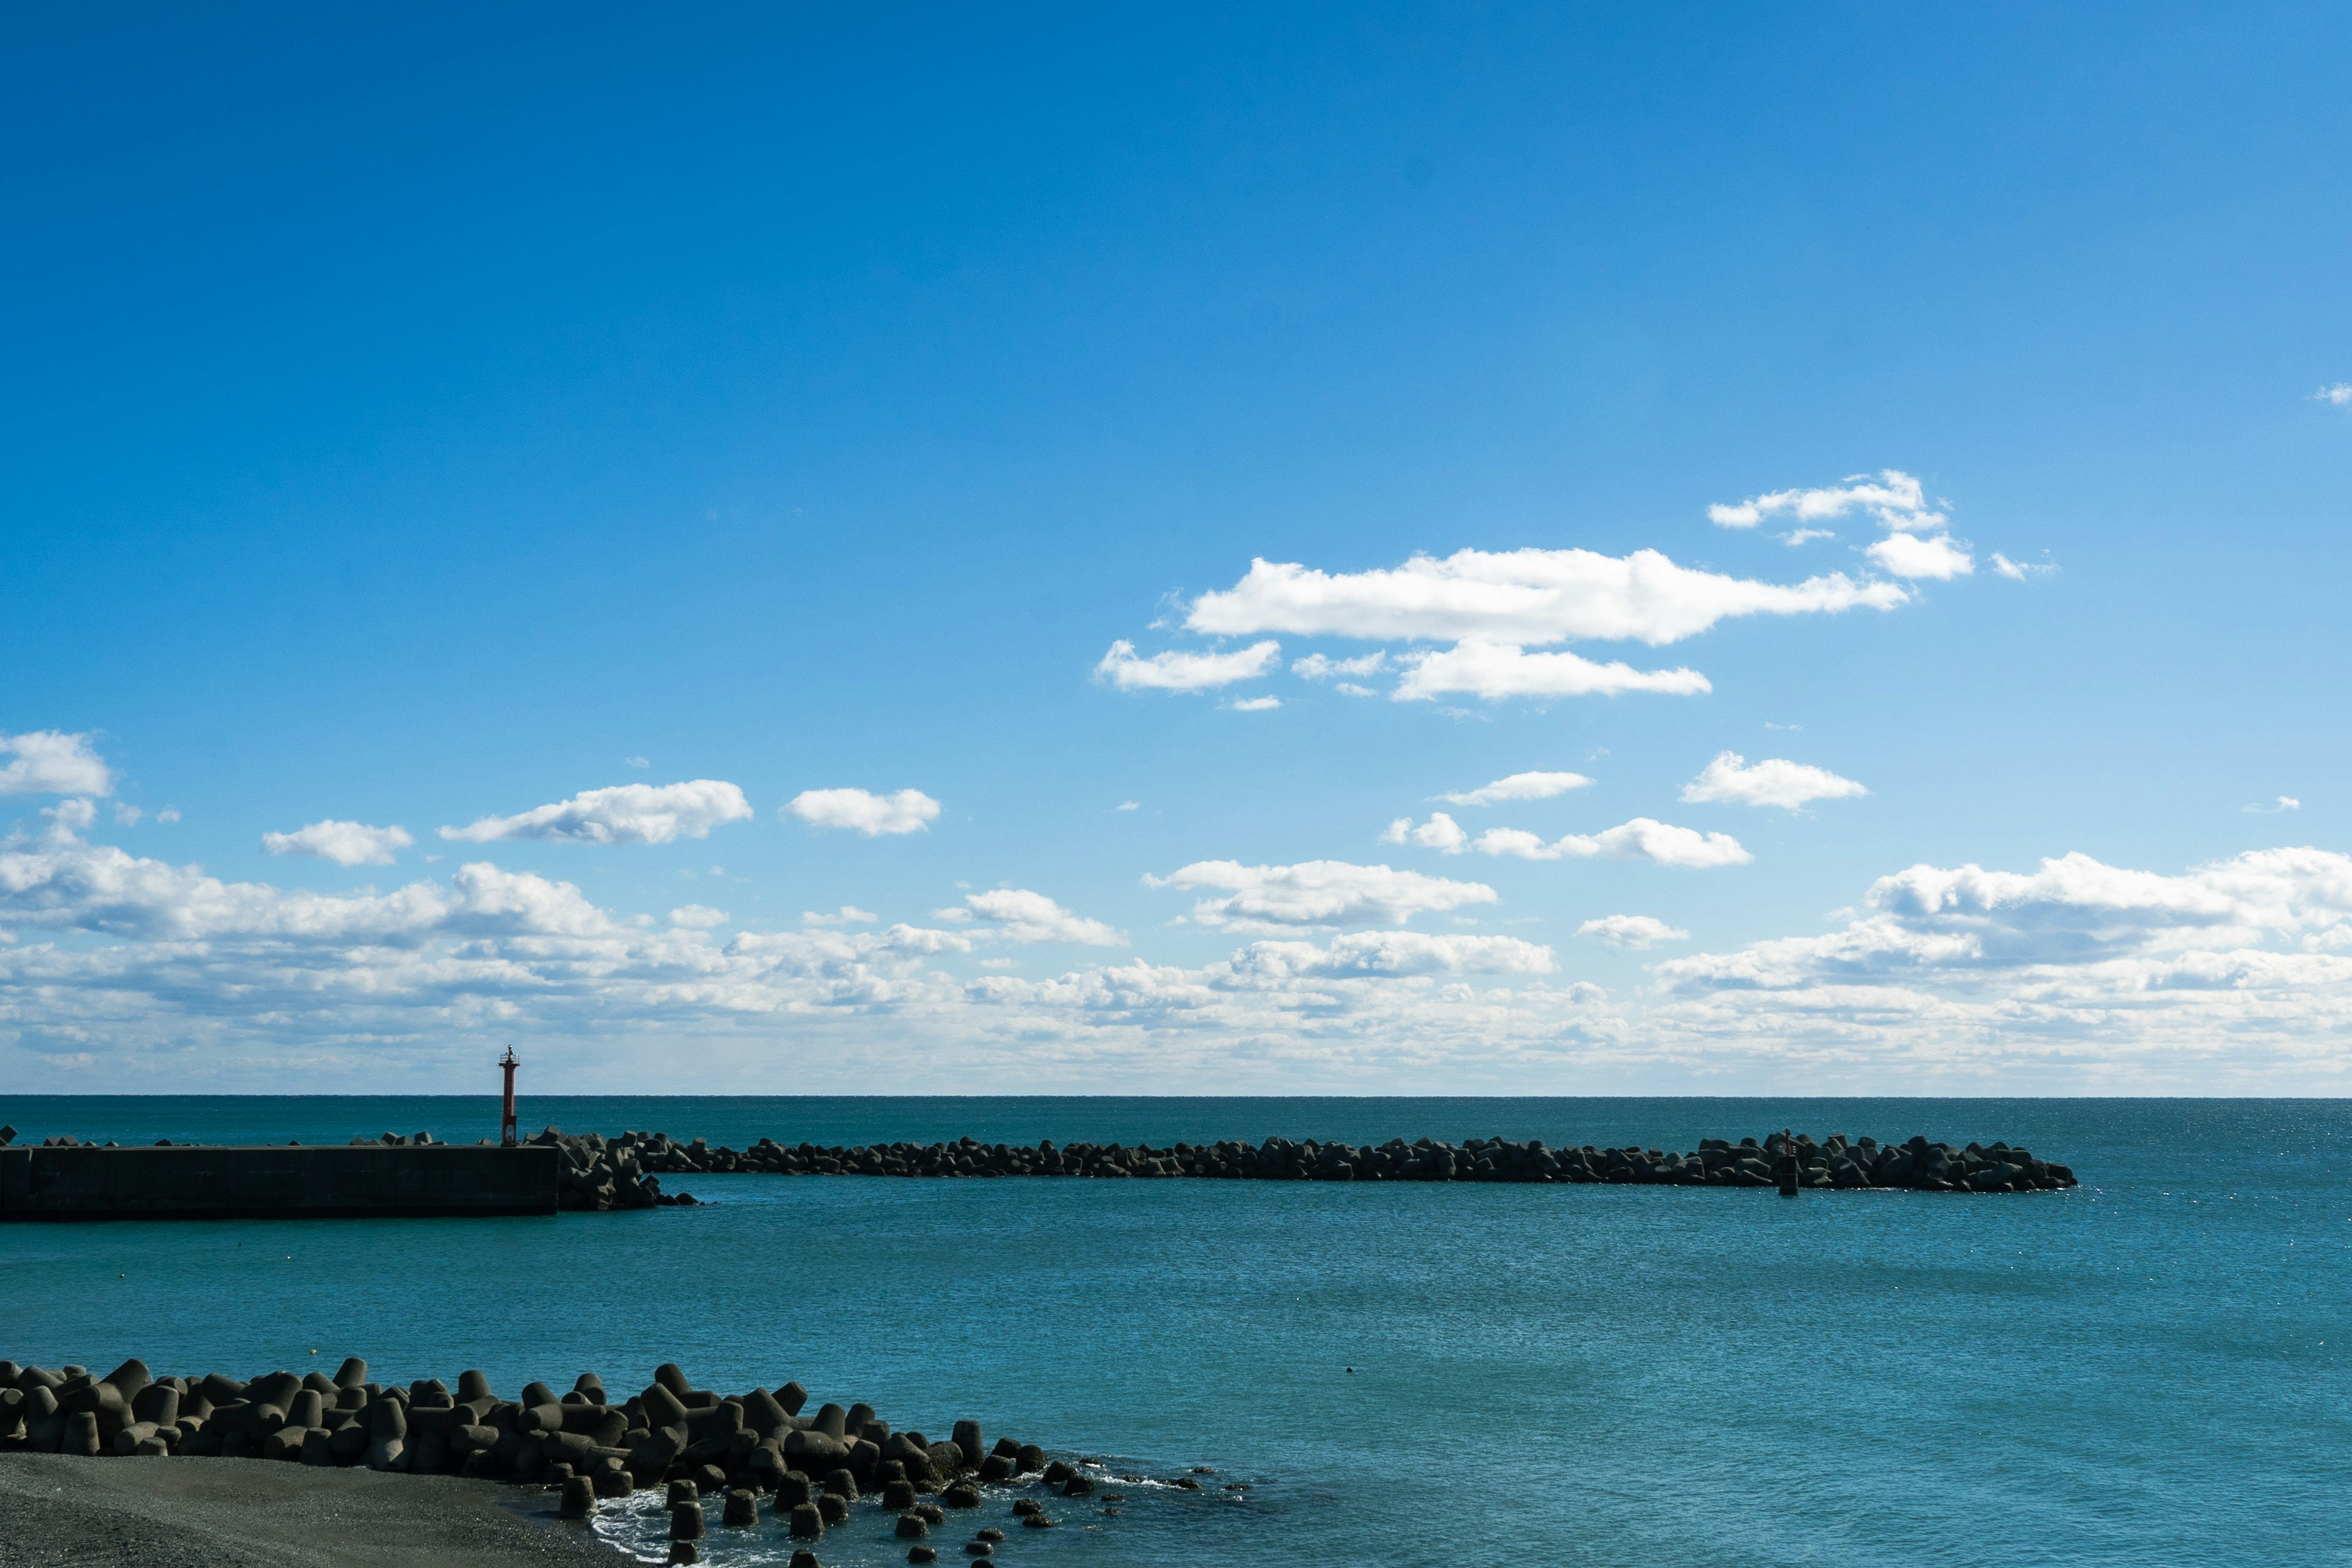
[0,1144,559,1220]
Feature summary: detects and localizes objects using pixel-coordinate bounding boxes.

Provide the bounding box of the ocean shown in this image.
[0,1096,2343,1567]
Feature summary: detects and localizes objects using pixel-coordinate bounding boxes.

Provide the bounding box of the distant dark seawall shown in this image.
[540,1127,2078,1202]
[0,1145,559,1221]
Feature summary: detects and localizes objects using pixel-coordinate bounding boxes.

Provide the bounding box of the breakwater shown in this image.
[0,1142,560,1221]
[540,1126,2078,1194]
[0,1355,1106,1564]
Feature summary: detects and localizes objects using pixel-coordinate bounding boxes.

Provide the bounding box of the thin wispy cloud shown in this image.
[1145,858,1498,930]
[1096,639,1281,692]
[441,780,753,845]
[1438,771,1594,807]
[1708,470,1944,532]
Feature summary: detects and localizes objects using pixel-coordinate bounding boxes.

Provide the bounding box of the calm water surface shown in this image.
[0,1096,2344,1567]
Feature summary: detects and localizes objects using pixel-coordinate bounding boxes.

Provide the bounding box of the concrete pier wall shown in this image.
[0,1144,560,1220]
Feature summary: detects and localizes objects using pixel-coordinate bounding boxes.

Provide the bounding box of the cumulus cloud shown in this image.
[2245,796,2301,815]
[1868,532,1973,580]
[1439,771,1594,807]
[1095,639,1281,692]
[14,811,2352,1090]
[1471,818,1752,869]
[1293,651,1389,681]
[1708,470,1944,533]
[1224,695,1282,712]
[441,780,753,845]
[262,820,416,867]
[1188,549,1907,648]
[785,788,941,836]
[802,905,880,925]
[1657,847,2352,987]
[1380,812,1469,851]
[1116,801,1141,812]
[940,888,1125,946]
[2315,384,2352,407]
[1680,752,1868,812]
[1,812,606,944]
[1782,529,1836,546]
[1577,914,1691,949]
[1145,859,1498,930]
[0,731,112,797]
[1392,641,1711,702]
[669,905,729,929]
[1991,552,2056,581]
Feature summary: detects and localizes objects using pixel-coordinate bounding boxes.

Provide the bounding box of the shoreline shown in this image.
[0,1452,618,1567]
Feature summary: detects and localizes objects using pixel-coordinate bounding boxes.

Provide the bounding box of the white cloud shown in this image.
[42,799,96,833]
[802,905,880,926]
[1471,818,1752,869]
[1116,801,1141,812]
[1188,549,1907,648]
[669,905,729,929]
[1658,847,2352,985]
[942,888,1125,946]
[785,788,941,837]
[2315,383,2352,407]
[1439,771,1594,807]
[0,731,112,797]
[1708,470,1944,533]
[1095,639,1281,692]
[1229,930,1554,978]
[1990,552,2056,581]
[1145,859,1499,930]
[2244,796,2301,815]
[1868,532,1973,580]
[1334,682,1379,698]
[111,804,143,827]
[1,812,606,943]
[1293,651,1389,680]
[1379,812,1469,852]
[1680,752,1868,812]
[624,756,650,769]
[1224,695,1283,712]
[262,820,417,867]
[15,810,2352,1091]
[1782,529,1836,546]
[441,780,753,845]
[156,807,180,824]
[1577,914,1691,949]
[1391,641,1711,702]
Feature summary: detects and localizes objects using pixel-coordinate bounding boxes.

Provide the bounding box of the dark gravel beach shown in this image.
[0,1454,619,1567]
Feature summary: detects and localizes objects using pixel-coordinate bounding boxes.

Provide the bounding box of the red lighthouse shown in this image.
[499,1047,519,1147]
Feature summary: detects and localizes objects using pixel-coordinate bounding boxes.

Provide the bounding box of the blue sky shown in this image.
[5,4,2350,1092]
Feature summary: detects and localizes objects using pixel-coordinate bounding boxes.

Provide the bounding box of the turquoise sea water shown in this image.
[0,1096,2345,1567]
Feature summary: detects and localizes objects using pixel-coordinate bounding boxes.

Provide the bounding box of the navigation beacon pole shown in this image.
[499,1046,519,1147]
